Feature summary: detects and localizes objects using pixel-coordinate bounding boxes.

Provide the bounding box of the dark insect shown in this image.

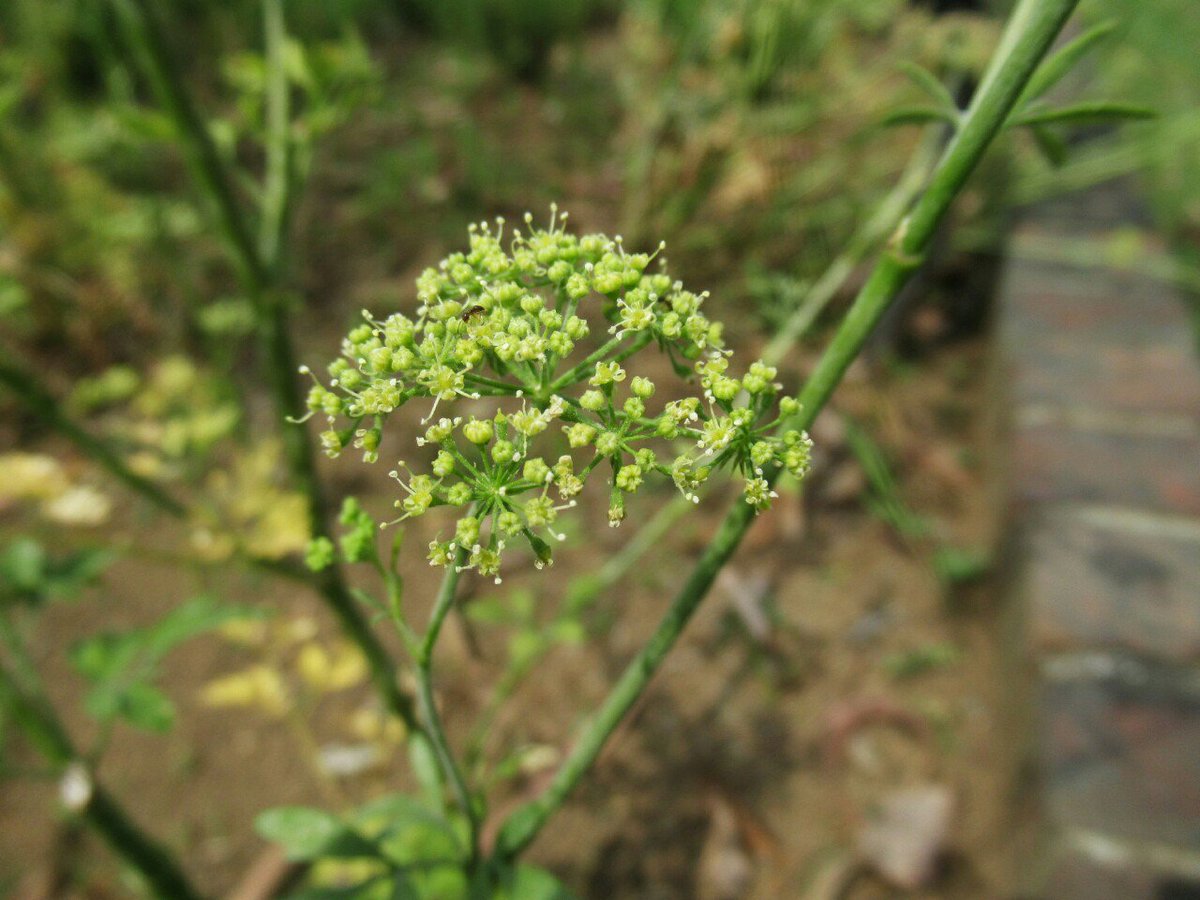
[461,305,486,322]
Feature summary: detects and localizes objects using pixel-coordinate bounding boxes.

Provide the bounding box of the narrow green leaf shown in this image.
[1014,102,1156,127]
[117,683,175,733]
[1019,20,1118,105]
[405,739,449,818]
[256,807,381,861]
[898,61,958,114]
[1029,123,1068,167]
[284,880,385,900]
[494,864,577,900]
[141,595,262,661]
[880,106,958,128]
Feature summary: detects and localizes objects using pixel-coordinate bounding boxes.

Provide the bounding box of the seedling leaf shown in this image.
[898,62,958,115]
[256,806,381,861]
[1020,20,1118,106]
[881,106,958,128]
[1013,102,1156,127]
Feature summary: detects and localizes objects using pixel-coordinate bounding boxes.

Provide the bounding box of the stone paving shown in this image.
[997,181,1200,898]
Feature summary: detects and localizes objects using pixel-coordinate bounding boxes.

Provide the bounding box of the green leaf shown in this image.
[1013,102,1156,128]
[71,596,263,732]
[141,595,259,660]
[494,864,577,900]
[0,540,115,607]
[354,793,460,847]
[898,62,957,114]
[284,885,378,900]
[406,737,447,816]
[932,546,991,585]
[880,106,958,128]
[1029,123,1069,167]
[116,683,175,733]
[256,807,381,861]
[1019,20,1118,106]
[0,539,46,599]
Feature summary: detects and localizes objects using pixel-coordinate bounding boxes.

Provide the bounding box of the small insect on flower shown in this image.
[461,305,487,322]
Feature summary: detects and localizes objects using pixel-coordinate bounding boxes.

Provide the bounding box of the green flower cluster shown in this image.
[299,208,812,582]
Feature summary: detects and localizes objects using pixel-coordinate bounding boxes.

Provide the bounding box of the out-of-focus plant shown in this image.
[0,532,254,899]
[614,0,999,325]
[402,0,601,82]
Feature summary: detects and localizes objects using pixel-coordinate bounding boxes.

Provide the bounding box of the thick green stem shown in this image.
[416,555,478,857]
[0,661,202,900]
[493,0,1080,860]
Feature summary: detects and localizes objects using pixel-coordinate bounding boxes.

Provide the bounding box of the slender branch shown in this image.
[109,0,268,293]
[545,332,650,396]
[258,0,293,279]
[108,0,418,735]
[416,553,478,857]
[0,635,203,900]
[0,359,186,517]
[761,125,945,368]
[492,0,1081,860]
[466,494,692,773]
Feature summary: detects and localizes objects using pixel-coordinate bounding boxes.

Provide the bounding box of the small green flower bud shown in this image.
[616,464,643,493]
[425,418,457,444]
[523,458,550,483]
[548,331,574,356]
[750,441,774,468]
[463,418,493,445]
[590,361,626,386]
[455,516,481,547]
[623,396,646,418]
[630,376,655,398]
[524,496,556,527]
[547,260,572,283]
[432,450,456,477]
[565,273,590,300]
[710,377,740,402]
[580,390,605,411]
[446,482,473,505]
[564,316,589,340]
[368,347,393,373]
[428,540,455,567]
[304,537,335,572]
[566,423,597,448]
[595,430,622,456]
[338,368,365,391]
[497,511,522,535]
[492,440,518,464]
[780,396,801,416]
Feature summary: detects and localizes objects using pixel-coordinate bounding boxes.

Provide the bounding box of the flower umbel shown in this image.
[300,208,812,580]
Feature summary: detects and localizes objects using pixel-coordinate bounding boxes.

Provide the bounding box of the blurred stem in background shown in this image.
[492,0,1082,861]
[0,614,204,900]
[18,0,426,739]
